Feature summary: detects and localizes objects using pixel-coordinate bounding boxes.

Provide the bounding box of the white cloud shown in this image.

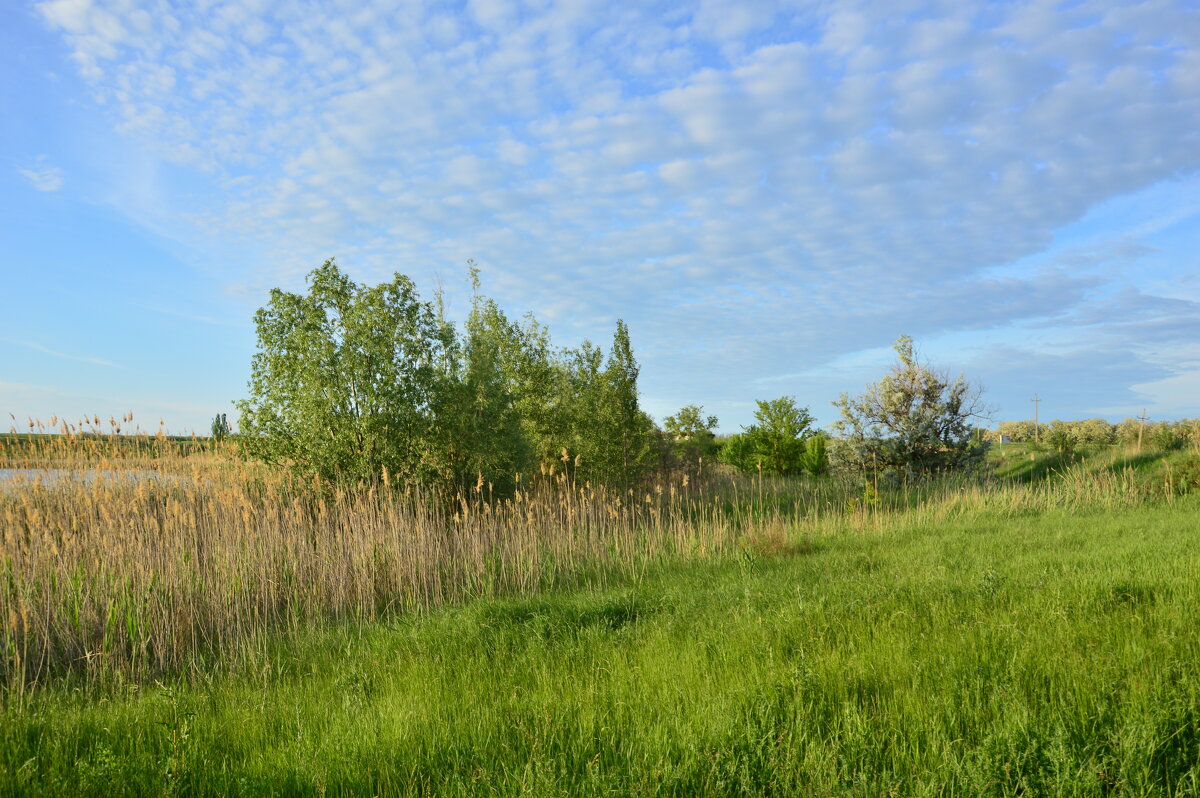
[17,162,64,192]
[1108,369,1200,420]
[35,0,1200,423]
[2,338,119,367]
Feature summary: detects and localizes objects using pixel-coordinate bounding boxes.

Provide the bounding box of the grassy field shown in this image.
[2,441,1199,794]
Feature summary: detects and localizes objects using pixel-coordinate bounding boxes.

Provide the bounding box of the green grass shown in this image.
[992,442,1200,490]
[4,492,1199,796]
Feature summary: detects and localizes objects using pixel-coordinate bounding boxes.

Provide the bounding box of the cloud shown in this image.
[1128,370,1200,420]
[2,338,120,367]
[17,162,64,192]
[35,0,1200,424]
[40,1,1199,290]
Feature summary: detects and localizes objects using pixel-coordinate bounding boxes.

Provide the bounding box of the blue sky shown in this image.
[3,0,1198,435]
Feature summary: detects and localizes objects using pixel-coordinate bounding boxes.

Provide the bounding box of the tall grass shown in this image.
[5,494,1199,796]
[2,419,1195,695]
[2,413,209,466]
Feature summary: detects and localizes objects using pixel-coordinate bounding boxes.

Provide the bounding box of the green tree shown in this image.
[210,413,230,442]
[1076,418,1116,445]
[1116,418,1143,447]
[502,314,561,471]
[664,405,719,472]
[604,320,647,485]
[1149,422,1185,451]
[716,432,763,473]
[797,433,829,476]
[716,397,819,476]
[236,259,454,485]
[1047,424,1075,455]
[553,322,658,490]
[236,260,662,493]
[995,419,1043,443]
[437,267,532,496]
[833,335,989,476]
[750,396,814,475]
[558,339,608,484]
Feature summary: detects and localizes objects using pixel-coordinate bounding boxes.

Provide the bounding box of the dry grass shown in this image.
[2,419,752,691]
[1,418,1186,695]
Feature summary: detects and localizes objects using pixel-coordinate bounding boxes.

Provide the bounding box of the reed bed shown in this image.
[1,461,723,690]
[1,423,1189,695]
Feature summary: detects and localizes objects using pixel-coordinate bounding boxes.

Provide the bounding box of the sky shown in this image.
[2,0,1198,436]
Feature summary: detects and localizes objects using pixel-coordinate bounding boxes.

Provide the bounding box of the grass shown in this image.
[1,416,210,465]
[991,440,1195,478]
[3,495,1199,795]
[2,426,1199,794]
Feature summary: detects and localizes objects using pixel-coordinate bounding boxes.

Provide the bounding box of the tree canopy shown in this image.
[718,396,826,476]
[236,260,657,492]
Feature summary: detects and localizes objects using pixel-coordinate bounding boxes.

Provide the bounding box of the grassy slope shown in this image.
[4,490,1199,796]
[991,441,1198,484]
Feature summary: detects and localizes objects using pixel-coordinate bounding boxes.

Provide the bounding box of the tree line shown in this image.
[236,262,994,492]
[989,417,1199,453]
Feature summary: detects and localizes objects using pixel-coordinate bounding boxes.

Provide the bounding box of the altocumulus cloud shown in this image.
[37,0,1200,426]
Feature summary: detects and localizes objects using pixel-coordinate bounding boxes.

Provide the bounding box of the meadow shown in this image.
[2,427,1199,795]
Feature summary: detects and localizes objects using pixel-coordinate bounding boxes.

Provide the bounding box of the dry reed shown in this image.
[0,418,1177,694]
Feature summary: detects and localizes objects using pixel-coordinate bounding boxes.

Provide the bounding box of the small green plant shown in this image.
[798,434,829,476]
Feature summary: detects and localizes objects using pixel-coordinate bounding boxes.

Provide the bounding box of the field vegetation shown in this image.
[4,263,1200,793]
[2,433,1199,794]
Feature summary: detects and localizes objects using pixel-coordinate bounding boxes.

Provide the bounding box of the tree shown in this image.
[797,433,829,476]
[236,259,661,493]
[717,397,820,476]
[604,320,653,486]
[235,259,454,484]
[438,266,533,496]
[664,405,719,472]
[1047,424,1075,455]
[1076,418,1116,445]
[995,419,1043,443]
[544,321,659,490]
[751,397,815,475]
[716,431,762,474]
[832,335,990,475]
[1149,422,1186,451]
[210,413,231,442]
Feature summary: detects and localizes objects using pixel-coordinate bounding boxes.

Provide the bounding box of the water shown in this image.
[0,468,177,491]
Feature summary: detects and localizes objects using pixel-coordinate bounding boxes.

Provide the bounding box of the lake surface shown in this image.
[0,468,177,491]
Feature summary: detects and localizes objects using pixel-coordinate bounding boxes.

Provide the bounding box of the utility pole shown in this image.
[1032,393,1041,444]
[1137,408,1147,453]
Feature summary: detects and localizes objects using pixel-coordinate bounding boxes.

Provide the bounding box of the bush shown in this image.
[833,336,990,476]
